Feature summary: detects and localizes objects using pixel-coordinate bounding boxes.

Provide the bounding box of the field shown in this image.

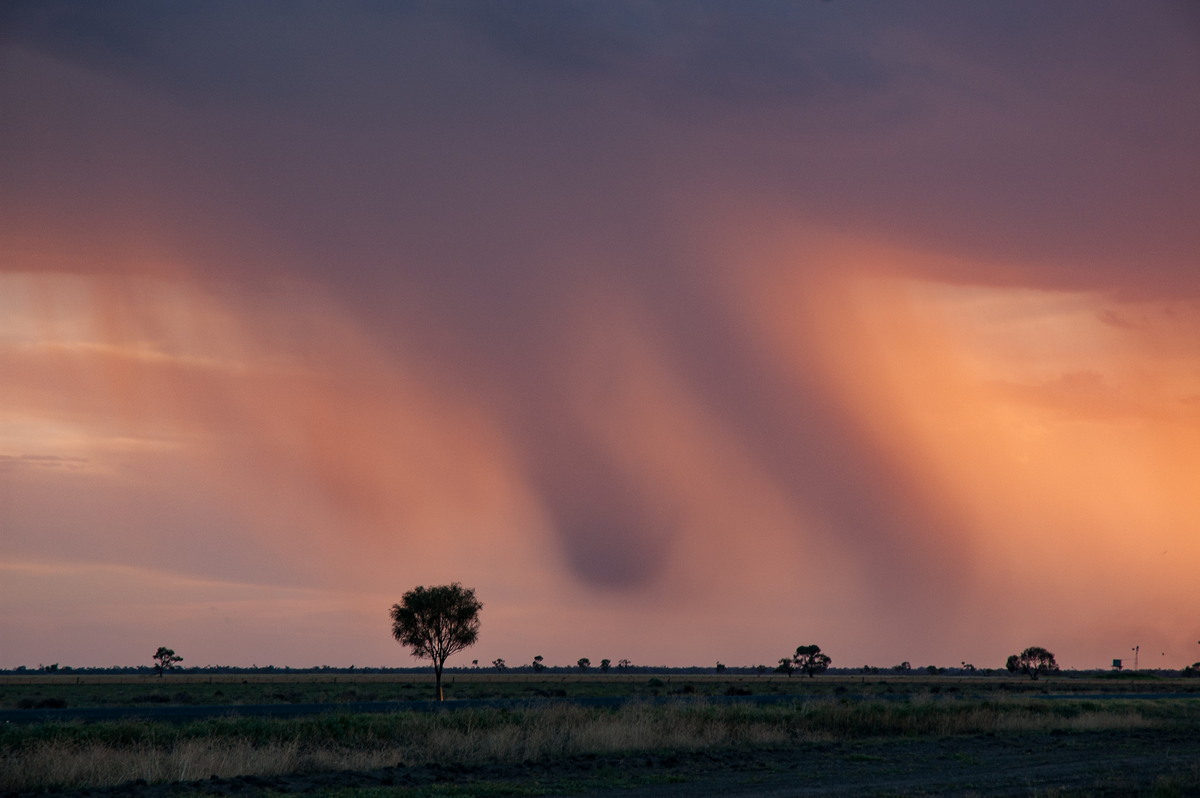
[3,672,1199,796]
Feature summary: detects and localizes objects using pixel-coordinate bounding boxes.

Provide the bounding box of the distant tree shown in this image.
[472,659,479,668]
[925,665,940,675]
[961,662,976,672]
[390,583,482,701]
[600,658,611,673]
[1005,646,1059,680]
[715,662,726,673]
[617,659,632,671]
[893,661,912,673]
[1182,662,1200,678]
[532,655,545,672]
[755,664,768,675]
[793,645,831,678]
[775,657,795,676]
[492,658,506,672]
[577,657,590,671]
[153,647,183,677]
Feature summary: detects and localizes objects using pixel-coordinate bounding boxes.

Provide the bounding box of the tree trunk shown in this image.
[434,662,444,701]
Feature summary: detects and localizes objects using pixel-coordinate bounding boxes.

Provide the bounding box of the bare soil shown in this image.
[9,727,1197,797]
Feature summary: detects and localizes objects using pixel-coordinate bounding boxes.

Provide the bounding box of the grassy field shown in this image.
[3,673,1199,796]
[3,670,1195,709]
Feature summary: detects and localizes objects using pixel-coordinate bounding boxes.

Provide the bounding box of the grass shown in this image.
[0,671,870,709]
[4,671,1197,709]
[4,695,1197,793]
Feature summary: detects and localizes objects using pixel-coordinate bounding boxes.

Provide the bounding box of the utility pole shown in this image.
[1132,645,1139,671]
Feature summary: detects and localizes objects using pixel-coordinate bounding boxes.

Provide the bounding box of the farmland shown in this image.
[2,672,1199,796]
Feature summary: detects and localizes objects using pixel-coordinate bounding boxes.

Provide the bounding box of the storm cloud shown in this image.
[2,1,1198,668]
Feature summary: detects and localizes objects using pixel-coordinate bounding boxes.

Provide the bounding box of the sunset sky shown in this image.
[2,1,1198,672]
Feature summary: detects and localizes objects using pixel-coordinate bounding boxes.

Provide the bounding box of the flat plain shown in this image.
[3,672,1198,797]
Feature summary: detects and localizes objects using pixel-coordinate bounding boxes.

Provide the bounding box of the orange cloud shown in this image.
[4,222,1198,670]
[728,236,1200,664]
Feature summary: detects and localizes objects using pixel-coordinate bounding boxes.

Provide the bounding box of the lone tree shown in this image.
[775,657,795,676]
[390,583,482,701]
[793,644,832,677]
[152,646,182,676]
[1005,646,1059,680]
[577,657,591,671]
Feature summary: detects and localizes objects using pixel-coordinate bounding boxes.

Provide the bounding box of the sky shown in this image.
[1,1,1198,672]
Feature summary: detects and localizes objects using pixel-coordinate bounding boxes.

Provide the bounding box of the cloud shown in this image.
[458,0,897,108]
[990,370,1139,422]
[2,2,1198,668]
[0,454,90,472]
[1096,309,1141,330]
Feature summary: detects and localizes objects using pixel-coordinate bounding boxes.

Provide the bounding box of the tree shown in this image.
[617,659,632,670]
[577,657,591,671]
[492,658,506,672]
[793,645,831,678]
[532,655,545,672]
[390,583,482,701]
[775,657,795,676]
[600,658,611,673]
[1005,646,1059,680]
[153,647,183,677]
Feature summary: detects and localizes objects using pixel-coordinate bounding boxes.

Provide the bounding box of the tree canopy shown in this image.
[1005,646,1059,680]
[793,644,832,677]
[152,647,182,676]
[390,583,482,700]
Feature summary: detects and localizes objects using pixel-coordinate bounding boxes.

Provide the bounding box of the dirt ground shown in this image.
[10,726,1198,798]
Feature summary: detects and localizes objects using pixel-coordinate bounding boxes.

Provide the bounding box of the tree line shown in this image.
[138,584,1200,700]
[384,584,1070,700]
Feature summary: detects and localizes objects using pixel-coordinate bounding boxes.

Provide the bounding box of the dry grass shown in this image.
[3,738,305,789]
[0,697,1180,792]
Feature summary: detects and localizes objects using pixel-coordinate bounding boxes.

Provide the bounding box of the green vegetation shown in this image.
[390,584,483,702]
[3,673,1199,794]
[1006,646,1060,680]
[3,691,1198,793]
[152,646,183,677]
[793,644,832,677]
[4,670,1200,711]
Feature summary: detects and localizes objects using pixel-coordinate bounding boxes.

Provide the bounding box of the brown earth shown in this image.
[9,727,1198,798]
